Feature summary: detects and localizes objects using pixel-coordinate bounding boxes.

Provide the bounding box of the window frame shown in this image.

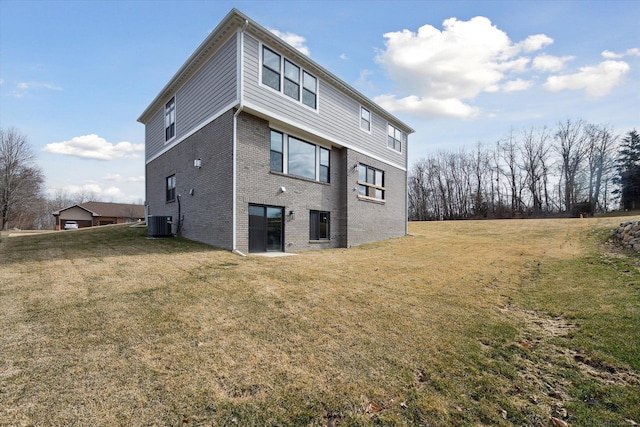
[309,210,330,241]
[165,97,176,142]
[387,124,402,152]
[270,130,284,173]
[262,46,281,91]
[260,43,319,111]
[270,129,330,184]
[166,174,176,203]
[357,163,385,201]
[360,106,371,133]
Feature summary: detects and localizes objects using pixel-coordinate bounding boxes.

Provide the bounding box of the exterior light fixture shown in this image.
[194,159,202,168]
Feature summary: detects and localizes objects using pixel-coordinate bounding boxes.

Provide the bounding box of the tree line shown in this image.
[0,127,119,231]
[409,119,639,221]
[2,123,639,230]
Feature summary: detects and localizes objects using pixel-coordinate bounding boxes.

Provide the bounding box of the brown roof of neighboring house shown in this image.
[53,201,145,218]
[81,201,145,218]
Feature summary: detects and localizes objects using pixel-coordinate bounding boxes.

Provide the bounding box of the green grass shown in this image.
[1,219,639,426]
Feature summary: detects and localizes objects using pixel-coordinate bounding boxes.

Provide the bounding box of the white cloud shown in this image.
[375,16,550,118]
[503,78,533,92]
[544,60,630,97]
[0,78,5,85]
[340,53,348,60]
[269,29,310,56]
[517,34,554,52]
[602,48,640,59]
[532,54,574,72]
[44,134,144,160]
[374,94,479,118]
[63,183,128,200]
[10,80,63,98]
[104,173,145,183]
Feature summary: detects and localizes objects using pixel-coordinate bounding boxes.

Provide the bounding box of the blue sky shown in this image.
[1,0,638,204]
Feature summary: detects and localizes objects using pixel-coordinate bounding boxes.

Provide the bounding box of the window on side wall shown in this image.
[387,124,402,152]
[310,210,330,240]
[302,71,317,109]
[166,174,176,202]
[358,164,385,201]
[165,97,176,142]
[360,107,371,132]
[262,46,281,91]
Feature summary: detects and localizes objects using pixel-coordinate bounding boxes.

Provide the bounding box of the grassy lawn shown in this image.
[1,219,639,426]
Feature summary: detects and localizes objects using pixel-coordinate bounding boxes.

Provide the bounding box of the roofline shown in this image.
[52,204,98,217]
[137,8,414,134]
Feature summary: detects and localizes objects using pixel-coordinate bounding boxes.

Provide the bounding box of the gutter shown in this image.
[232,18,249,258]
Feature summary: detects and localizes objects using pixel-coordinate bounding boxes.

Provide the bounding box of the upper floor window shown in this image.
[388,124,402,152]
[358,164,385,201]
[302,71,317,109]
[360,107,371,132]
[284,60,300,100]
[165,97,176,141]
[262,47,281,91]
[270,130,329,183]
[261,45,318,110]
[166,174,176,202]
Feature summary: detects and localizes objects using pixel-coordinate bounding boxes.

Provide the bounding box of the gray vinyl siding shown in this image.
[145,33,238,162]
[242,34,406,169]
[145,109,164,161]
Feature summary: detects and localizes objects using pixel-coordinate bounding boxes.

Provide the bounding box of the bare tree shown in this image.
[555,119,588,215]
[520,126,552,214]
[585,124,618,213]
[501,130,523,215]
[0,128,45,230]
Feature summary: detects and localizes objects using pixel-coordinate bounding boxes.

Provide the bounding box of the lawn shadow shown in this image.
[0,223,227,266]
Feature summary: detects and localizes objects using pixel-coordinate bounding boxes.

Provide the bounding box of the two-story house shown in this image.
[138,9,413,254]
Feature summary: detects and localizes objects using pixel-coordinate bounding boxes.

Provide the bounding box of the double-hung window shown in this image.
[166,174,176,202]
[284,60,300,100]
[360,107,371,132]
[387,124,402,152]
[358,164,385,201]
[261,45,318,110]
[310,210,330,240]
[302,71,317,109]
[165,97,176,141]
[262,46,281,91]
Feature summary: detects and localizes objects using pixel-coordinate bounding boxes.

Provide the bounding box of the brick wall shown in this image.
[235,111,347,253]
[145,109,407,252]
[345,150,407,247]
[145,110,235,249]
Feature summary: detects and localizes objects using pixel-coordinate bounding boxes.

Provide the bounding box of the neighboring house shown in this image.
[52,201,145,230]
[138,8,413,254]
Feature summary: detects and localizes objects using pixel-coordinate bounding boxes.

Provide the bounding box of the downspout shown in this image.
[232,18,249,257]
[405,133,409,236]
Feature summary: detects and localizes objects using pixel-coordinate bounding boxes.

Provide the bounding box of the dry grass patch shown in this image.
[1,219,639,426]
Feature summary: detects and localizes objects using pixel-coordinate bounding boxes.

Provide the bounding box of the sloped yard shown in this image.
[1,219,638,426]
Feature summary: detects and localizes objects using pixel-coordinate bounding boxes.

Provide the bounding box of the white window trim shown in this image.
[387,123,402,153]
[259,42,320,114]
[270,127,331,183]
[164,96,176,144]
[360,106,371,134]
